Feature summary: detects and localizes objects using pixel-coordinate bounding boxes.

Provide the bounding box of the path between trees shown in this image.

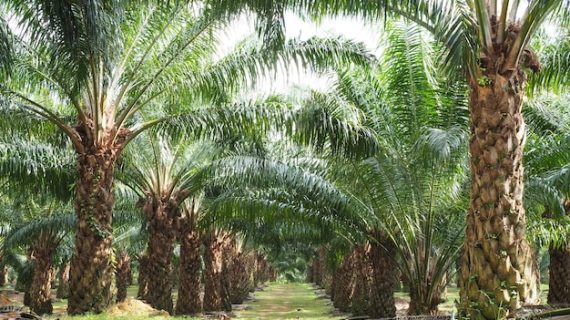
[236,282,341,320]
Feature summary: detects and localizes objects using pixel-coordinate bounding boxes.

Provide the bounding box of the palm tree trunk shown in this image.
[547,242,570,305]
[143,197,177,313]
[203,232,223,312]
[245,252,256,292]
[229,252,249,304]
[459,71,540,319]
[313,253,322,286]
[349,245,369,316]
[175,223,202,315]
[29,233,56,315]
[220,235,233,312]
[115,250,131,303]
[68,148,117,314]
[409,270,447,315]
[56,262,70,299]
[0,264,8,287]
[137,255,149,300]
[333,255,351,312]
[367,233,397,318]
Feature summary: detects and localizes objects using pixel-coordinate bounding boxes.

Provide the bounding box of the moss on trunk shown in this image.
[68,147,118,314]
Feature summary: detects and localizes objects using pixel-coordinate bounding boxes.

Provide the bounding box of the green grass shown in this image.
[236,282,342,320]
[40,283,552,319]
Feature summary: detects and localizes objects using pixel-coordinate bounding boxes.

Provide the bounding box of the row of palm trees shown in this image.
[0,1,569,319]
[0,0,372,315]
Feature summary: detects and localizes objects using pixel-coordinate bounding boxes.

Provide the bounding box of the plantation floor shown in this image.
[236,282,342,320]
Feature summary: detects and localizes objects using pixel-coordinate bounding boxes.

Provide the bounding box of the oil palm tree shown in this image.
[209,21,470,316]
[2,202,75,315]
[208,1,570,317]
[119,136,216,313]
[0,0,373,313]
[523,93,570,305]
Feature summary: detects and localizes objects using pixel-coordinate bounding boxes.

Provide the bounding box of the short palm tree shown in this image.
[2,199,74,315]
[0,1,373,313]
[119,136,216,313]
[208,1,570,317]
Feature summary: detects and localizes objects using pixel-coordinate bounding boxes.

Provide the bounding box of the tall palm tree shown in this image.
[0,1,373,313]
[208,1,570,317]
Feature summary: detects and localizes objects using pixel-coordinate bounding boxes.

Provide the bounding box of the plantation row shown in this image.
[0,1,569,320]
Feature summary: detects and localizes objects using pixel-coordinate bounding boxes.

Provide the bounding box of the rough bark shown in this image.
[245,252,257,292]
[313,253,322,286]
[349,245,369,316]
[56,262,70,299]
[137,255,149,300]
[547,242,570,305]
[318,247,332,295]
[203,232,223,312]
[367,234,397,318]
[332,255,352,312]
[0,265,8,287]
[115,250,131,303]
[229,252,250,304]
[142,197,178,313]
[220,235,233,311]
[255,254,270,285]
[29,233,56,315]
[175,224,202,315]
[459,52,540,318]
[68,132,126,314]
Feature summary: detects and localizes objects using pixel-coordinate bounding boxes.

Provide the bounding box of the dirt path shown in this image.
[236,282,340,320]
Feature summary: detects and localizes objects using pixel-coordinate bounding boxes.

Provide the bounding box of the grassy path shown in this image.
[236,282,340,320]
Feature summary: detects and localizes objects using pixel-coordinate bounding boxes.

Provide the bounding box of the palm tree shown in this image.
[175,201,203,315]
[2,205,75,315]
[207,1,570,317]
[0,1,374,313]
[119,136,216,313]
[523,93,570,305]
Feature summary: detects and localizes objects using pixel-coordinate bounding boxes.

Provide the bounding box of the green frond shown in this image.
[185,36,375,104]
[528,33,570,94]
[2,213,75,250]
[152,98,293,142]
[0,138,75,201]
